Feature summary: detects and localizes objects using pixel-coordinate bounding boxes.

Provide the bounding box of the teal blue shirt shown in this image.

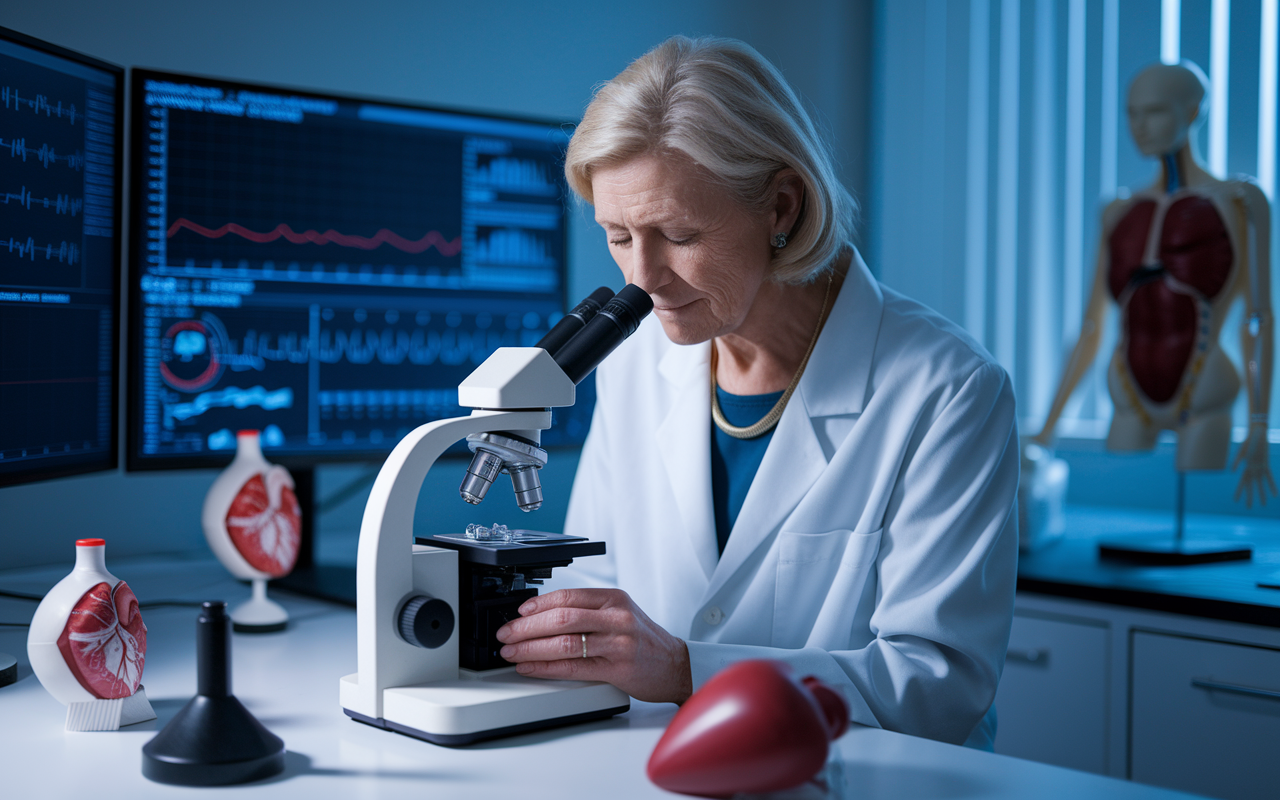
[710,386,782,556]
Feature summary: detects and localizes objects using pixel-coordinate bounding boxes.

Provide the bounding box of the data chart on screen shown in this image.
[128,71,584,468]
[0,29,121,486]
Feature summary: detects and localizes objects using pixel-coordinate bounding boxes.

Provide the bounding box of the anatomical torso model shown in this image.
[1036,61,1274,506]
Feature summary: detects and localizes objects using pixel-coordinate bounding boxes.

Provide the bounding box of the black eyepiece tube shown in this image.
[552,284,654,385]
[536,286,615,357]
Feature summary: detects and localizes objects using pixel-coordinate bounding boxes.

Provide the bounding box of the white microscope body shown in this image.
[339,345,629,745]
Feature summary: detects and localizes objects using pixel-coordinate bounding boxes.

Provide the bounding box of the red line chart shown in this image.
[166,218,463,257]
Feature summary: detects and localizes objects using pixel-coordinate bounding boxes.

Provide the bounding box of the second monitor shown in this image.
[126,69,585,473]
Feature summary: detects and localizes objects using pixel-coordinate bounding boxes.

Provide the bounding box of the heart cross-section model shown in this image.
[57,580,147,698]
[225,471,301,577]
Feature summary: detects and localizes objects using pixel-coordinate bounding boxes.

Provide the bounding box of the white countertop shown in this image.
[0,554,1205,799]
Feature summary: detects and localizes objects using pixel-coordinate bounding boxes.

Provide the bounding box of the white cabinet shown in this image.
[1005,592,1280,796]
[994,612,1110,774]
[1131,632,1280,800]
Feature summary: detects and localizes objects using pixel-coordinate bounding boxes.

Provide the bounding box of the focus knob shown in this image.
[398,595,454,649]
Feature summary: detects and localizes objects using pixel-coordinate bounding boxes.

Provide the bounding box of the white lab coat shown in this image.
[557,251,1019,748]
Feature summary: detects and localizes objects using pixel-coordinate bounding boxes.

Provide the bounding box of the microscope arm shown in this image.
[347,408,552,720]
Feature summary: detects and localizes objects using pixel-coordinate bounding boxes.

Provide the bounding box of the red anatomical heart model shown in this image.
[647,659,849,798]
[56,581,147,699]
[226,471,301,577]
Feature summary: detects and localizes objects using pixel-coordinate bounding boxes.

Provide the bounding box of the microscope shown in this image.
[340,285,652,745]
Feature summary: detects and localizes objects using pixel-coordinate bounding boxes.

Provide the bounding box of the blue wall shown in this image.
[0,0,874,570]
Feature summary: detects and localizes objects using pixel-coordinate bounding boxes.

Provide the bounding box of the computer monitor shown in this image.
[0,27,123,489]
[125,69,585,601]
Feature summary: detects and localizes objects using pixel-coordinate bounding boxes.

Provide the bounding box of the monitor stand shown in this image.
[272,468,357,606]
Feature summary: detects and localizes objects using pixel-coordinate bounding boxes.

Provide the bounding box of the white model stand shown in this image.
[340,347,630,745]
[65,686,155,731]
[231,578,288,633]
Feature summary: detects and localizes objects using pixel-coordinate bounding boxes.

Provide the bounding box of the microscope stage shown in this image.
[420,534,606,566]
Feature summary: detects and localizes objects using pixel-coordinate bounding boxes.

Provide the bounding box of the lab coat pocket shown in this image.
[773,527,882,649]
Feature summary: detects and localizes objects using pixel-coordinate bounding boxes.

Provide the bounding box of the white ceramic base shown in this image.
[232,578,288,633]
[65,685,156,731]
[0,652,16,687]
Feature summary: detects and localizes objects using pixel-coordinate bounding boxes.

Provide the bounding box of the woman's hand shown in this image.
[494,588,692,705]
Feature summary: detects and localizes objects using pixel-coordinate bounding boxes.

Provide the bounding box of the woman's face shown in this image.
[591,153,777,346]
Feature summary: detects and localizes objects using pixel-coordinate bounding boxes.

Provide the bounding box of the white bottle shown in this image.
[201,429,301,632]
[27,539,157,730]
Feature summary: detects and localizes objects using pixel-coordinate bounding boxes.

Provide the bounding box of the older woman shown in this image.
[494,35,1019,749]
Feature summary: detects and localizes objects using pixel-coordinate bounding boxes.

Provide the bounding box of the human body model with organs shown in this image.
[202,430,301,632]
[27,539,157,730]
[1034,61,1274,506]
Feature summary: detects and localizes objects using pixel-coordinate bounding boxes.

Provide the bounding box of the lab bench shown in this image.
[997,506,1280,800]
[0,552,1202,799]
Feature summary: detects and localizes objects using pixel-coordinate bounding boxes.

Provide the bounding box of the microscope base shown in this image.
[345,704,630,746]
[341,667,630,746]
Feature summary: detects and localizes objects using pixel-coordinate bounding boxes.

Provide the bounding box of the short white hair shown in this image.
[565,35,857,284]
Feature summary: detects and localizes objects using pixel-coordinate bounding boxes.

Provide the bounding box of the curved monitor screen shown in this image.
[0,27,122,487]
[126,70,586,470]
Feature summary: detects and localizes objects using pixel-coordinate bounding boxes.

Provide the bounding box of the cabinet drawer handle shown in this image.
[1191,678,1280,702]
[1006,648,1048,664]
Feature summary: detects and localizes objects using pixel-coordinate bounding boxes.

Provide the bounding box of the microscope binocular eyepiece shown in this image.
[536,286,616,358]
[459,432,548,512]
[551,284,654,386]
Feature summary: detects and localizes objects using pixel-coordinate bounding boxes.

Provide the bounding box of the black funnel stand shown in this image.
[142,601,286,785]
[1098,471,1253,565]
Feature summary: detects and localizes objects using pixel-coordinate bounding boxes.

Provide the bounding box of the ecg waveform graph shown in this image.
[167,218,463,256]
[3,237,80,264]
[3,187,83,216]
[1,137,84,170]
[1,87,79,124]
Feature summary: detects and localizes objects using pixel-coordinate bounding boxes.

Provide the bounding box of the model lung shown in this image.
[1108,192,1235,404]
[202,429,300,580]
[647,659,849,798]
[28,539,148,704]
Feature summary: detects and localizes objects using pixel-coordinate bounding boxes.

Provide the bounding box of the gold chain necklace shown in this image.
[711,274,833,440]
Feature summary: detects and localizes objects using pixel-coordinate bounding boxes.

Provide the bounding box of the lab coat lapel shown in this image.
[656,342,720,581]
[708,386,828,599]
[705,252,884,600]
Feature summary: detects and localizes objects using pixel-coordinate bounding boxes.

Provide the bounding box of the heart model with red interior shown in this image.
[56,581,147,699]
[225,469,301,577]
[647,659,850,798]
